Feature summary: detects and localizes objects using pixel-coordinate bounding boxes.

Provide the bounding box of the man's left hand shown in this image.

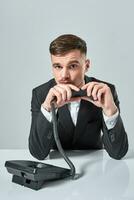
[81,82,118,117]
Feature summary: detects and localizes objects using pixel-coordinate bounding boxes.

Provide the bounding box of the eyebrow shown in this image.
[68,60,80,65]
[52,60,80,67]
[52,63,61,67]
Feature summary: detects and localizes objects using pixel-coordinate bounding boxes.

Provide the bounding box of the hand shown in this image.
[42,84,80,112]
[81,82,118,116]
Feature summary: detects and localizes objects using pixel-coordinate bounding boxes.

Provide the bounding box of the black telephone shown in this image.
[5,89,89,190]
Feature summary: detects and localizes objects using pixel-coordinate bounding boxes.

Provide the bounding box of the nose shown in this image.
[61,68,70,79]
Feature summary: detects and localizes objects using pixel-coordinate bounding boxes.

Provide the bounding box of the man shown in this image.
[29,34,128,160]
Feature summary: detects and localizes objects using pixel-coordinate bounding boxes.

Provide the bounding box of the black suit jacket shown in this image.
[28,76,128,160]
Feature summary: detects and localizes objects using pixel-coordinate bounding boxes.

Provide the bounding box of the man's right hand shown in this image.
[42,84,80,112]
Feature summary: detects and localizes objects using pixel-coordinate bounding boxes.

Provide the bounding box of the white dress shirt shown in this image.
[41,101,119,130]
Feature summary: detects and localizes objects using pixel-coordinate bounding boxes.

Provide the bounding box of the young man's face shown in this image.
[51,50,90,88]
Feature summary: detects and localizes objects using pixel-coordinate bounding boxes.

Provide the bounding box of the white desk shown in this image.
[0,149,134,200]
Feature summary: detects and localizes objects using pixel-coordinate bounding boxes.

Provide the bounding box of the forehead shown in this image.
[51,50,86,64]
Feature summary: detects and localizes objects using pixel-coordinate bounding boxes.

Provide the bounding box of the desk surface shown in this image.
[0,149,134,200]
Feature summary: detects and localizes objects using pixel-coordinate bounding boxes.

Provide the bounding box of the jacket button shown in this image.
[47,131,52,139]
[110,134,115,142]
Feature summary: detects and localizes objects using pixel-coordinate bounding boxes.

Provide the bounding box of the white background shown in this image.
[0,0,133,149]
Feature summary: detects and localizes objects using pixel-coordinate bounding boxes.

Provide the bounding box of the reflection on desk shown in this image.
[0,149,134,200]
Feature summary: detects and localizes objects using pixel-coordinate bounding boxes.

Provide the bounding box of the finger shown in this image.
[87,82,99,97]
[97,88,105,102]
[67,85,80,100]
[59,84,79,92]
[81,81,99,90]
[58,85,72,100]
[68,84,80,91]
[59,84,79,100]
[81,83,89,90]
[52,88,62,104]
[66,86,72,100]
[91,84,104,101]
[82,95,97,102]
[54,86,67,101]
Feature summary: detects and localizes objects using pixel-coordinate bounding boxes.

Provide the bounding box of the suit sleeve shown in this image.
[28,89,54,160]
[102,86,129,159]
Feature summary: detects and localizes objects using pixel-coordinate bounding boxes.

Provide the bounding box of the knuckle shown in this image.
[105,85,109,91]
[57,93,61,97]
[104,83,108,88]
[94,85,99,91]
[50,87,54,92]
[53,85,57,89]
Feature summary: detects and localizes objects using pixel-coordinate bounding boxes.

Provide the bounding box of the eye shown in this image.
[69,64,78,70]
[53,65,62,70]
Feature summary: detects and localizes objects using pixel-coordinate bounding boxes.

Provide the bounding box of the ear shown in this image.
[85,59,90,72]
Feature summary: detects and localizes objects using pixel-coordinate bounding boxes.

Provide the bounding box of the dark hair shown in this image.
[49,34,87,56]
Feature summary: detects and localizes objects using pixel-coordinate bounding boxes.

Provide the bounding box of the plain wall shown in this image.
[0,0,134,149]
